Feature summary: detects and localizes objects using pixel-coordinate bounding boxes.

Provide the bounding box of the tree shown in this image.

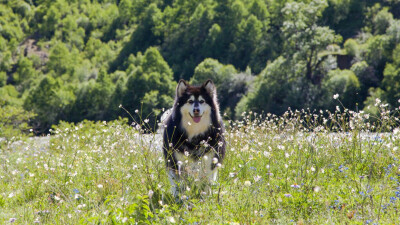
[121,47,175,125]
[24,76,76,132]
[70,70,115,122]
[281,0,342,85]
[190,58,252,117]
[323,69,361,109]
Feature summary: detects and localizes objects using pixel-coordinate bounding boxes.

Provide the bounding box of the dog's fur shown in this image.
[163,79,226,197]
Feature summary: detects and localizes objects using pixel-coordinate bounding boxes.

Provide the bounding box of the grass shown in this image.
[1,102,400,224]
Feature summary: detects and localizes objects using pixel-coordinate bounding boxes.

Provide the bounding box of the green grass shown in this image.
[1,105,400,224]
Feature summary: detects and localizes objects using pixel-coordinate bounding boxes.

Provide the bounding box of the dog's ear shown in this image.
[203,79,216,97]
[176,79,187,98]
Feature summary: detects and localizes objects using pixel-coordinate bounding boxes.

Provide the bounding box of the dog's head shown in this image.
[175,79,218,123]
[173,80,221,138]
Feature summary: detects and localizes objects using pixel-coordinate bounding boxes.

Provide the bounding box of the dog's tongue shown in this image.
[193,116,201,123]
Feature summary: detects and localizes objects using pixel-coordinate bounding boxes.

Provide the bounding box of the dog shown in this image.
[162,79,226,198]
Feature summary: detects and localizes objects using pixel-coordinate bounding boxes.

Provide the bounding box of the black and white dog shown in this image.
[163,79,226,197]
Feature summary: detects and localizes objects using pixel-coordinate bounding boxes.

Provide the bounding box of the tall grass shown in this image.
[0,101,399,224]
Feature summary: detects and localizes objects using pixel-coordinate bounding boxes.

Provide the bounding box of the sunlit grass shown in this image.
[1,101,400,224]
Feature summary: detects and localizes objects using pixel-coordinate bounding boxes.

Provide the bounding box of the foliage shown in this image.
[191,58,253,117]
[0,100,35,143]
[1,0,400,133]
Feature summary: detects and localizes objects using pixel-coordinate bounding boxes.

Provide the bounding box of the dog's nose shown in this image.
[193,108,200,114]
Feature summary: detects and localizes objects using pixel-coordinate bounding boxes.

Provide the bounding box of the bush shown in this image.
[324,69,361,109]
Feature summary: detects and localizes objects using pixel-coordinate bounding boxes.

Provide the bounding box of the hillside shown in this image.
[1,0,400,136]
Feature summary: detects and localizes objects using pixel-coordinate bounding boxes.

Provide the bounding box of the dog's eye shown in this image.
[199,100,205,104]
[188,100,194,104]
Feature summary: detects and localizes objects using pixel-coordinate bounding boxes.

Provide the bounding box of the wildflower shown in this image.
[119,104,122,108]
[290,184,300,188]
[244,181,252,186]
[8,192,14,198]
[9,218,16,223]
[375,98,381,106]
[284,193,292,197]
[121,217,128,223]
[212,158,218,164]
[135,109,139,113]
[148,190,154,198]
[144,119,149,123]
[169,217,176,223]
[74,194,82,200]
[333,94,339,99]
[97,184,103,188]
[311,166,315,172]
[254,175,261,182]
[314,186,321,192]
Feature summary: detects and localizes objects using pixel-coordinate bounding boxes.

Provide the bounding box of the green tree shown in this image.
[323,69,361,109]
[122,47,175,124]
[111,3,163,72]
[190,58,252,117]
[24,76,75,132]
[70,70,115,122]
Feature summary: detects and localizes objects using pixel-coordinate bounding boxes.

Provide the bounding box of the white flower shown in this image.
[244,181,252,186]
[144,119,149,123]
[314,186,321,192]
[8,192,14,198]
[135,109,139,113]
[212,158,218,164]
[311,166,315,172]
[168,217,176,223]
[97,184,103,188]
[148,190,154,198]
[333,94,339,99]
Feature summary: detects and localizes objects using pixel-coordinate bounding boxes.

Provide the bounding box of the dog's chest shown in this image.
[174,150,215,179]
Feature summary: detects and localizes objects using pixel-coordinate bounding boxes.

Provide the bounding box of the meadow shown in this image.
[1,101,400,224]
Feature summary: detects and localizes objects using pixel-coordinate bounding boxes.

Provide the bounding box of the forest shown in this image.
[1,0,400,135]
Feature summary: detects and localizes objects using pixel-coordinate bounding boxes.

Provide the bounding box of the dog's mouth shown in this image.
[189,113,202,123]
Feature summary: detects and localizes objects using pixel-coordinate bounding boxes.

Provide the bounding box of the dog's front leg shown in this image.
[168,169,185,200]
